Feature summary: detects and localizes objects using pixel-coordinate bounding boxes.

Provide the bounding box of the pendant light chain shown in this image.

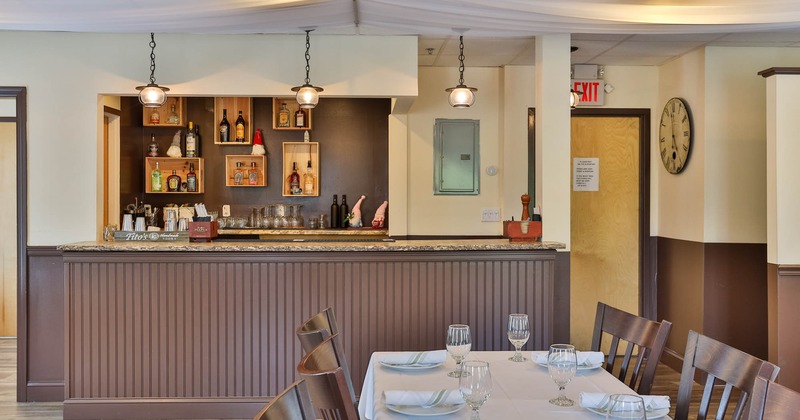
[304,30,312,85]
[458,35,466,86]
[149,32,157,85]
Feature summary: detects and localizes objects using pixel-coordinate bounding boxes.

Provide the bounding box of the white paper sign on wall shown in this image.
[573,158,599,191]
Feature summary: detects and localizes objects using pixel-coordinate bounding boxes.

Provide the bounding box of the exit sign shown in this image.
[571,80,605,106]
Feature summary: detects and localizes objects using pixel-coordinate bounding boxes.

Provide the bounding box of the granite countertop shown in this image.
[59,239,566,252]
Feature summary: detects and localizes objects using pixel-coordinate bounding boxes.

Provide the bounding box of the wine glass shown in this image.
[605,394,647,419]
[459,361,492,420]
[446,324,472,377]
[507,314,530,362]
[547,343,577,406]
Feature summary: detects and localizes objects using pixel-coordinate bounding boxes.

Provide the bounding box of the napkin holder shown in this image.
[188,220,218,242]
[503,221,542,242]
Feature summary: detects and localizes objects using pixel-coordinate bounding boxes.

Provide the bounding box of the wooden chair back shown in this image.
[296,307,339,353]
[252,379,315,420]
[748,365,800,420]
[675,330,780,420]
[297,334,359,420]
[591,301,672,395]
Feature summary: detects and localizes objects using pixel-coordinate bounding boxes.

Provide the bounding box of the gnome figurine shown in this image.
[348,195,366,228]
[372,200,388,228]
[251,128,266,155]
[166,130,182,157]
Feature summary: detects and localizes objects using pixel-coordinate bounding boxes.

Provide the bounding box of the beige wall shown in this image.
[0,31,417,245]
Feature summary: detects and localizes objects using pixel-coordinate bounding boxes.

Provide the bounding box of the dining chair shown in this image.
[748,365,800,420]
[296,306,340,353]
[297,333,359,420]
[590,301,673,395]
[252,379,315,420]
[675,330,780,420]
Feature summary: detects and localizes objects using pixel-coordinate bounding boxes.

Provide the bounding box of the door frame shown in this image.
[570,108,654,319]
[0,87,27,401]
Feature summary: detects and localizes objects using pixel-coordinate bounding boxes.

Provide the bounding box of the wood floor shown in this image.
[0,338,733,419]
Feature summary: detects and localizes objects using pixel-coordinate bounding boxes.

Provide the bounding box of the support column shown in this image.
[535,35,572,248]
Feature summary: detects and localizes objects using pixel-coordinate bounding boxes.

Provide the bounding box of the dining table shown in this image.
[358,350,672,419]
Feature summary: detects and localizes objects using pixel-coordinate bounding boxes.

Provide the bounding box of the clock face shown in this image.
[659,97,692,174]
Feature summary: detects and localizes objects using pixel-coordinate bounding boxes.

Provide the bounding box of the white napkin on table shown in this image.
[532,350,605,366]
[378,350,447,366]
[384,389,465,407]
[579,392,671,411]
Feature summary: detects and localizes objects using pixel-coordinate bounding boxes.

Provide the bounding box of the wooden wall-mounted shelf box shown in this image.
[225,155,267,187]
[145,157,204,194]
[282,142,319,197]
[272,97,313,131]
[214,97,253,144]
[142,97,187,127]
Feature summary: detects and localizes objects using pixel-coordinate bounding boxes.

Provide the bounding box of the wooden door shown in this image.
[0,122,16,336]
[570,115,640,350]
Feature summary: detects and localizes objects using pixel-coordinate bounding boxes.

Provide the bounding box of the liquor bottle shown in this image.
[167,104,180,125]
[234,161,245,185]
[151,161,162,192]
[148,133,159,157]
[219,109,230,142]
[167,170,181,192]
[303,160,315,195]
[235,110,246,142]
[340,194,349,228]
[295,108,305,128]
[150,108,160,124]
[185,121,197,157]
[278,103,290,128]
[187,163,198,192]
[194,123,201,157]
[248,161,259,185]
[289,162,301,194]
[331,194,340,229]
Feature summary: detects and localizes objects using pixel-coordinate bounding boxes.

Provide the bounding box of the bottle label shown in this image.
[296,113,304,127]
[304,180,314,194]
[249,172,258,185]
[219,126,228,142]
[168,177,179,191]
[152,175,161,192]
[234,172,244,185]
[236,124,245,141]
[187,175,197,192]
[186,136,196,157]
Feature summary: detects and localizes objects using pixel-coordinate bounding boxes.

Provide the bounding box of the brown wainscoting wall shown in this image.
[23,246,65,402]
[771,264,800,391]
[657,237,767,371]
[63,249,560,419]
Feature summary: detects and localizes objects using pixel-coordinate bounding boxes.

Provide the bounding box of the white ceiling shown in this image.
[4,0,800,67]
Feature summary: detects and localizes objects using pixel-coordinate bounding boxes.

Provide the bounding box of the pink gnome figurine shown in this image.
[349,195,366,228]
[372,200,388,228]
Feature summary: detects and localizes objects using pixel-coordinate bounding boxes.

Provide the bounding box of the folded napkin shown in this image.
[579,393,671,411]
[532,350,605,366]
[378,350,447,366]
[384,389,465,407]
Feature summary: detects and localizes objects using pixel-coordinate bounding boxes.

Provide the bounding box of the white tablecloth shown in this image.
[359,351,664,420]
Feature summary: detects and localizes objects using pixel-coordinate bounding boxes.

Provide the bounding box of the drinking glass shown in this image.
[446,324,472,377]
[605,394,647,419]
[507,314,530,362]
[547,343,577,406]
[459,361,492,420]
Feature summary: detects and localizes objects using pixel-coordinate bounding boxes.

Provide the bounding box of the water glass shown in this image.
[548,344,577,406]
[446,324,472,378]
[605,394,647,419]
[459,361,492,420]
[507,314,530,362]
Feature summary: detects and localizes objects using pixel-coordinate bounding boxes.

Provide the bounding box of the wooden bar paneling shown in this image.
[64,250,557,419]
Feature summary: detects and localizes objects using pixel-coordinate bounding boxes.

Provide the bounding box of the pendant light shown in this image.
[135,33,169,108]
[291,29,324,109]
[570,88,582,109]
[445,35,477,108]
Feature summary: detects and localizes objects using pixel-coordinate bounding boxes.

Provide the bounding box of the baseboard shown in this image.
[26,381,64,402]
[63,397,269,419]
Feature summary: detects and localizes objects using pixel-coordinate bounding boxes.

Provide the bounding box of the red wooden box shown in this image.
[503,221,542,242]
[189,221,218,242]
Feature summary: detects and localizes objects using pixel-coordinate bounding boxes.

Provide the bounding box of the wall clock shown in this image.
[659,97,692,174]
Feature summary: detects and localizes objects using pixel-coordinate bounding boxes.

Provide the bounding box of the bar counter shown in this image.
[60,238,567,419]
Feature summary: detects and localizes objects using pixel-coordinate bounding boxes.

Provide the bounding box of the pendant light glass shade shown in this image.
[291,29,323,109]
[570,89,581,109]
[135,33,169,108]
[445,35,477,108]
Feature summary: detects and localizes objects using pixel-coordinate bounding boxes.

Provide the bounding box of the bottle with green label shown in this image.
[151,161,162,192]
